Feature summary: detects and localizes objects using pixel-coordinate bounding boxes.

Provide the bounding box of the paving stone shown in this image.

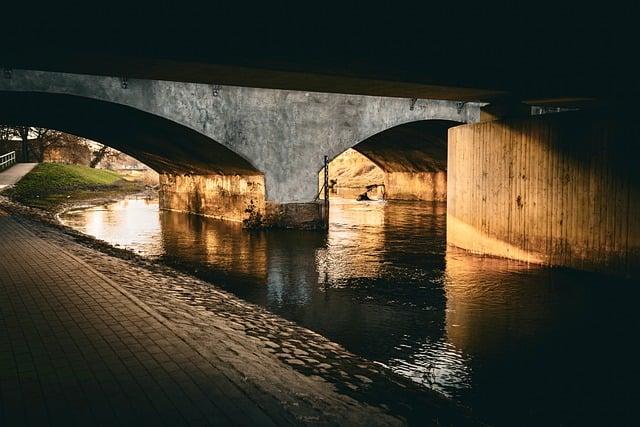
[0,210,402,426]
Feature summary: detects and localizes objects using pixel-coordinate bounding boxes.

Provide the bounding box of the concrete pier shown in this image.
[159,173,266,223]
[384,171,447,201]
[447,111,640,278]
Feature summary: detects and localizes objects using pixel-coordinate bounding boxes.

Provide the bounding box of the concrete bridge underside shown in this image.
[4,70,636,278]
[352,120,454,201]
[0,69,480,228]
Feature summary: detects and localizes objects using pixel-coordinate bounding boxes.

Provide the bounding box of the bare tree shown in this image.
[0,126,126,167]
[0,125,16,157]
[0,125,12,141]
[89,144,116,168]
[0,126,88,162]
[29,128,58,162]
[14,126,31,161]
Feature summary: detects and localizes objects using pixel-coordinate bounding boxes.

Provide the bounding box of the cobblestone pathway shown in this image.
[0,211,402,426]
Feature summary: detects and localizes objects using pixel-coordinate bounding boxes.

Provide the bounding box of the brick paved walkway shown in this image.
[0,212,282,425]
[0,211,399,426]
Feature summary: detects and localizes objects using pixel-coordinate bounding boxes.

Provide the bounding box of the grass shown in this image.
[4,163,142,210]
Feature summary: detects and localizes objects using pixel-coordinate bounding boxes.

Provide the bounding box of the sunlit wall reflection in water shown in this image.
[62,196,163,255]
[60,195,640,426]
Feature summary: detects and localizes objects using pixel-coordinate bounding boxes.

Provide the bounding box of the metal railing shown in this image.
[0,151,16,171]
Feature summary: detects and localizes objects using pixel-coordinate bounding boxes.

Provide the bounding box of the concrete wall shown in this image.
[447,112,640,277]
[384,171,446,201]
[264,201,327,230]
[159,173,325,229]
[159,173,265,223]
[321,149,446,201]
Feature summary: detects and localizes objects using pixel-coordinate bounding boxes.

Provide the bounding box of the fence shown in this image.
[0,151,16,171]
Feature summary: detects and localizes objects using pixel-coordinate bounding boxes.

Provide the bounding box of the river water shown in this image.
[60,195,640,426]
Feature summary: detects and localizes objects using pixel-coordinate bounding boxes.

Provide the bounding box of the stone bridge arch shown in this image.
[0,91,265,222]
[339,119,462,201]
[0,69,482,228]
[0,91,261,175]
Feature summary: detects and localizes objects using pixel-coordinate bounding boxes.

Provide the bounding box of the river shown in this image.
[59,194,640,426]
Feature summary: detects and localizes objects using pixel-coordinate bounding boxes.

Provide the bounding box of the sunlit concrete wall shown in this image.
[384,172,446,201]
[320,149,446,201]
[159,173,265,223]
[354,120,455,201]
[160,173,326,229]
[447,112,640,277]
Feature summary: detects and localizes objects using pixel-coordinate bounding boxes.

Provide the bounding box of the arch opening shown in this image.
[0,91,261,175]
[0,91,266,223]
[321,120,460,202]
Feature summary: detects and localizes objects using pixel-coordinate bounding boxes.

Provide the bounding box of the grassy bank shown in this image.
[4,163,145,210]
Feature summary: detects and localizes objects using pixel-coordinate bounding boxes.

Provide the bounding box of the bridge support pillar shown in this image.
[447,111,640,278]
[263,201,327,230]
[158,173,266,224]
[158,173,327,230]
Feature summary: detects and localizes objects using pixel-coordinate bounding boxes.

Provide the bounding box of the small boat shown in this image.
[356,192,371,201]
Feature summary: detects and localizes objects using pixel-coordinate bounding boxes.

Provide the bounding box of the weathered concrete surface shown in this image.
[322,148,448,202]
[159,174,326,228]
[447,111,640,278]
[264,201,327,230]
[384,172,446,201]
[159,173,265,223]
[0,70,480,205]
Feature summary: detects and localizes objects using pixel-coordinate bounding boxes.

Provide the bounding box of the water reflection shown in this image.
[159,211,270,284]
[60,195,640,426]
[61,196,162,255]
[442,250,640,425]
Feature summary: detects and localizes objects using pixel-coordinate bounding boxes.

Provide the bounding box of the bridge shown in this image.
[1,66,639,278]
[0,69,480,228]
[2,4,640,425]
[1,67,639,278]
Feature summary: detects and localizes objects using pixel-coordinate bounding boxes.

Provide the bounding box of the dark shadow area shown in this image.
[352,120,460,173]
[3,4,636,102]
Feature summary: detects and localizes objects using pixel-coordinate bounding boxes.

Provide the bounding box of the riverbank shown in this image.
[3,163,150,210]
[0,209,398,425]
[0,197,481,426]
